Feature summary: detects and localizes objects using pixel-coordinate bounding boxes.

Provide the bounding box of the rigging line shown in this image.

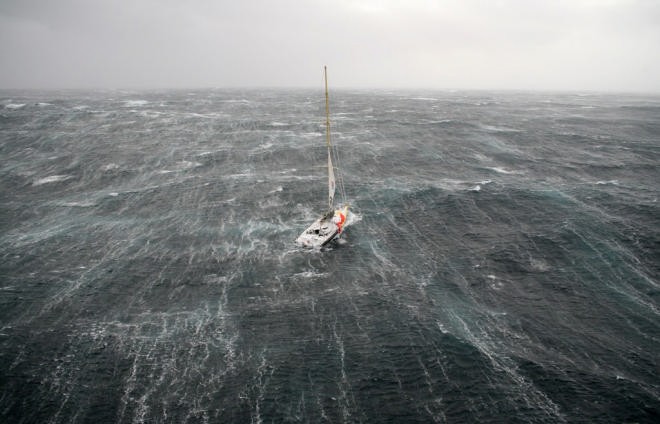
[324,66,347,206]
[332,141,347,204]
[328,118,347,204]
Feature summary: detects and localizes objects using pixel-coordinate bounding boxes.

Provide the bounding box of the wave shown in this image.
[479,124,521,133]
[2,89,658,424]
[267,186,284,195]
[101,163,120,171]
[469,180,493,192]
[157,161,202,174]
[488,167,524,175]
[124,99,149,107]
[58,201,96,208]
[32,175,72,186]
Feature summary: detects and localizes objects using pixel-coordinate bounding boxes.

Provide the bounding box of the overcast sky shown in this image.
[1,0,658,91]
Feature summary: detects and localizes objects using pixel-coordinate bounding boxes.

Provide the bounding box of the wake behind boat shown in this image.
[296,67,349,248]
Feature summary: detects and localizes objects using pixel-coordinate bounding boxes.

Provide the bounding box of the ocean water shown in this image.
[0,89,658,423]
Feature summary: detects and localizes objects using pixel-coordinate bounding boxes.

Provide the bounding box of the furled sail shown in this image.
[328,146,335,210]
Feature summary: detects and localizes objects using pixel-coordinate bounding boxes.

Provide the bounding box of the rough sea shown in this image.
[1,89,658,423]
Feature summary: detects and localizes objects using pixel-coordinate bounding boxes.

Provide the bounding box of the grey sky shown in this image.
[1,0,659,91]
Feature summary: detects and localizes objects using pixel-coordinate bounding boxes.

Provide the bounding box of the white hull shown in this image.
[295,216,339,248]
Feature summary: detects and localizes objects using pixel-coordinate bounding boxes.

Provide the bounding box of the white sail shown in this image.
[328,146,336,210]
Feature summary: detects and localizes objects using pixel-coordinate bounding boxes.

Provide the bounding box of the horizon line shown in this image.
[2,85,659,96]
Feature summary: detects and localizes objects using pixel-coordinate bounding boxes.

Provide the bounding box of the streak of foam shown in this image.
[32,175,72,186]
[292,271,328,280]
[564,223,659,315]
[247,352,273,424]
[105,303,238,423]
[332,319,356,423]
[488,167,524,175]
[445,310,565,421]
[34,231,147,321]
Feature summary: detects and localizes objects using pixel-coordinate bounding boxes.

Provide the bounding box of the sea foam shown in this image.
[32,175,72,186]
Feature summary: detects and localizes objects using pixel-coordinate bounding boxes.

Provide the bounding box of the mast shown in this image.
[325,66,336,211]
[325,66,331,149]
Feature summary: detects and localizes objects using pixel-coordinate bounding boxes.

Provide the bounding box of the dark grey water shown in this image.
[1,89,659,423]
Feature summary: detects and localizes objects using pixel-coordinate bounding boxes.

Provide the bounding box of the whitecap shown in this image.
[489,167,522,175]
[438,179,470,191]
[421,119,454,125]
[530,258,550,272]
[101,163,120,171]
[595,180,619,185]
[159,161,203,173]
[268,186,283,194]
[487,274,504,290]
[60,201,95,208]
[124,100,148,107]
[481,124,520,133]
[178,160,202,169]
[185,112,214,119]
[344,209,362,227]
[5,103,25,110]
[301,132,323,139]
[227,173,253,179]
[293,271,327,279]
[469,180,493,190]
[33,175,72,186]
[220,99,251,104]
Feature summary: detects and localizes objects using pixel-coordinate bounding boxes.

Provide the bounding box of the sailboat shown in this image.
[296,66,349,248]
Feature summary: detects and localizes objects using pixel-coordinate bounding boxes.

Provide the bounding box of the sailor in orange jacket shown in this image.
[333,209,346,233]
